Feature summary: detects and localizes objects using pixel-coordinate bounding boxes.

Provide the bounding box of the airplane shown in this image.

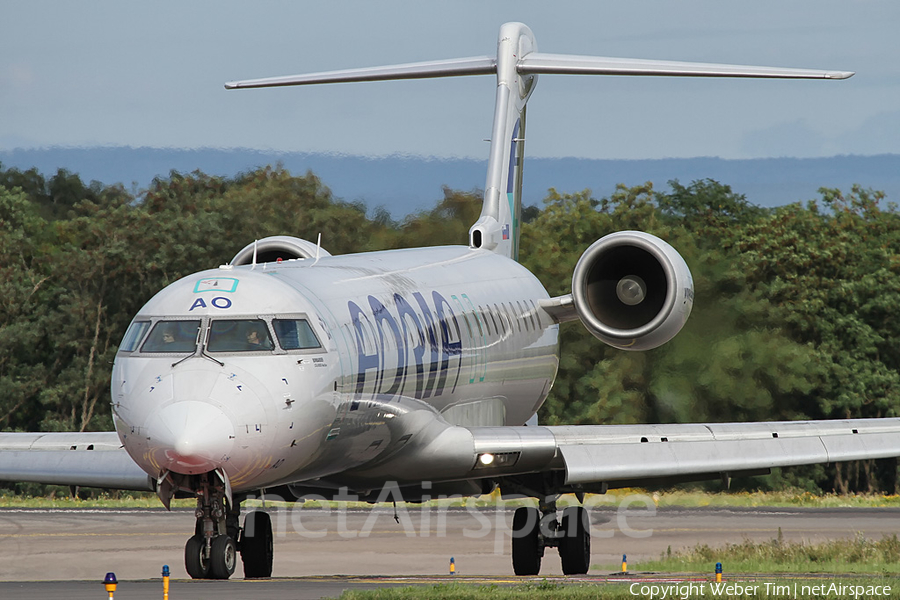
[2,21,899,580]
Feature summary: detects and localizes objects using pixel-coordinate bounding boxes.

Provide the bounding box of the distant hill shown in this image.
[2,147,899,218]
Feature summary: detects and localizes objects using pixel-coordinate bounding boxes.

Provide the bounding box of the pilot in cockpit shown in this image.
[244,323,274,351]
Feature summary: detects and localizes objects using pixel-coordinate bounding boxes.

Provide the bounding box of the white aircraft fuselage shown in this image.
[113,245,559,493]
[3,20,883,581]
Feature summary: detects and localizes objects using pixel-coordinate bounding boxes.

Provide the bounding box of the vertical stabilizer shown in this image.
[226,23,852,262]
[468,23,537,261]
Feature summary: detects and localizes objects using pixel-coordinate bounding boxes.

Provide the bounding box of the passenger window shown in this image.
[273,318,322,350]
[349,314,377,357]
[520,301,531,331]
[470,310,483,337]
[479,306,491,336]
[518,300,531,330]
[460,312,473,338]
[512,302,522,332]
[141,320,200,353]
[494,304,506,334]
[402,314,423,349]
[377,317,396,350]
[208,319,274,352]
[120,320,151,352]
[530,300,541,329]
[441,316,462,349]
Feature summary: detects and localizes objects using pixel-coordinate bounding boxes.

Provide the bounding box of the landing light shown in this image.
[474,451,520,469]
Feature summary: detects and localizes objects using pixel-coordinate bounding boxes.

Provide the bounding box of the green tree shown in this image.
[726,187,900,492]
[524,181,826,432]
[2,160,898,493]
[0,185,55,429]
[393,187,482,249]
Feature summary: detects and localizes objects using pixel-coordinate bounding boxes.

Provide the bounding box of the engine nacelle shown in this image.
[230,235,332,266]
[572,231,693,351]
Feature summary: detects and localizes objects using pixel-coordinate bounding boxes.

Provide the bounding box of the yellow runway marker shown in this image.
[162,565,170,600]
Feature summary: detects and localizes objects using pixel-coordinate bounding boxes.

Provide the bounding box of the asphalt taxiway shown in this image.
[2,504,899,598]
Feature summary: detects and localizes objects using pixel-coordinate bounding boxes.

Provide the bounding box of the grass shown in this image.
[642,489,900,509]
[0,492,194,509]
[4,488,900,510]
[335,579,900,599]
[632,530,900,575]
[336,535,900,599]
[338,582,628,599]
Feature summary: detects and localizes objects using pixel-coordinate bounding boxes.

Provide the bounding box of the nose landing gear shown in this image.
[182,473,275,580]
[184,472,238,580]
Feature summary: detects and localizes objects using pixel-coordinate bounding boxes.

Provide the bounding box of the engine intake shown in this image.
[572,231,693,351]
[230,236,331,266]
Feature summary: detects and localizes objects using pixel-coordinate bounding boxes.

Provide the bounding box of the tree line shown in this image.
[1,163,897,493]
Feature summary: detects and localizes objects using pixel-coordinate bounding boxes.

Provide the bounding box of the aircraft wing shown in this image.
[463,418,900,490]
[5,419,897,496]
[0,432,154,491]
[325,416,900,495]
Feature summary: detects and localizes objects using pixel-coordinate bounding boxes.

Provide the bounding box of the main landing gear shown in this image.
[511,496,591,576]
[183,473,274,579]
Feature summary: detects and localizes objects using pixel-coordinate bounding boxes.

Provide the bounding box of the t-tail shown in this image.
[226,22,852,262]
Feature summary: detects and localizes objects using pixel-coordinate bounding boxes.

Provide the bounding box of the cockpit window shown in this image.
[120,320,151,352]
[140,320,201,353]
[207,319,275,352]
[273,318,321,350]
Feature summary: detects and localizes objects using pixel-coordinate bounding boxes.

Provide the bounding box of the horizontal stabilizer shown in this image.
[227,52,852,91]
[518,52,854,80]
[225,56,496,89]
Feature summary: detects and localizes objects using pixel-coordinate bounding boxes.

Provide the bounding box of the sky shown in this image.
[2,1,900,161]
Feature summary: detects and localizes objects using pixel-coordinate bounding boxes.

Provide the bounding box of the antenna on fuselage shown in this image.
[314,233,322,265]
[225,22,852,261]
[251,239,258,270]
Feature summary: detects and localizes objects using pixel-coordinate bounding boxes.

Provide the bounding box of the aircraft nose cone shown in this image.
[149,401,235,475]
